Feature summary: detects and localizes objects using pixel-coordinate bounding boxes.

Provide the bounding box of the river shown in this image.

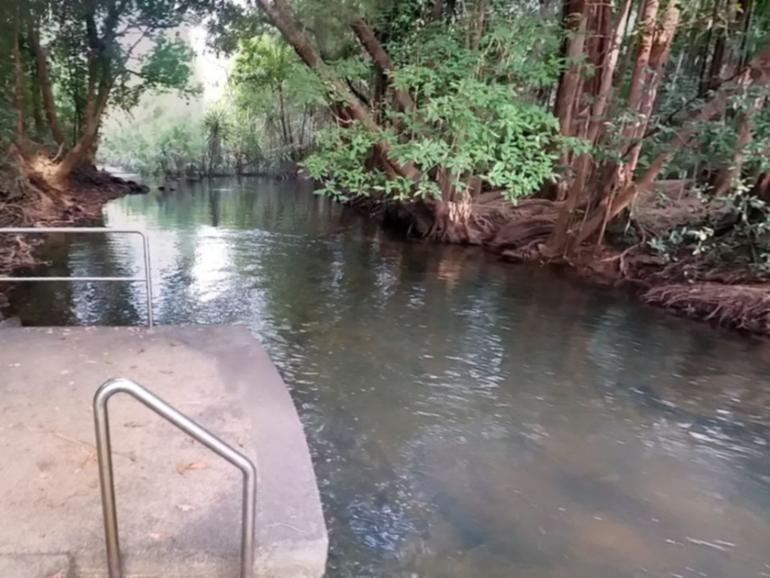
[10,177,770,577]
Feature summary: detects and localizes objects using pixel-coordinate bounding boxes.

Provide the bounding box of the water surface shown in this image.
[11,177,770,577]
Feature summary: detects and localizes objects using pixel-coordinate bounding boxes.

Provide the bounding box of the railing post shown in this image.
[94,385,122,578]
[139,232,154,328]
[93,378,257,578]
[0,228,155,327]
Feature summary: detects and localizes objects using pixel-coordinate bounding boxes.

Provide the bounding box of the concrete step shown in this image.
[0,326,328,578]
[0,554,73,578]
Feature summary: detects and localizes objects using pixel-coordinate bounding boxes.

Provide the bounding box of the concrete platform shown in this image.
[0,326,327,577]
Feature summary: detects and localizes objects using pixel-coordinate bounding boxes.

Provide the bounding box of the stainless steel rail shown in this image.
[93,378,257,578]
[0,227,154,327]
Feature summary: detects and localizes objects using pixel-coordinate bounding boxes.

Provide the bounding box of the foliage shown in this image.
[12,0,208,162]
[111,36,200,112]
[100,115,206,176]
[304,14,563,202]
[230,33,326,163]
[99,98,287,177]
[648,186,770,271]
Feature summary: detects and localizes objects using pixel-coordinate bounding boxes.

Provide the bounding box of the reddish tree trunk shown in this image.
[554,0,589,137]
[575,44,770,244]
[548,0,633,254]
[624,0,681,177]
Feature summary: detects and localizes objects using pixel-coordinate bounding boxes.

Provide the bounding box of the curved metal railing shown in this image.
[93,378,257,578]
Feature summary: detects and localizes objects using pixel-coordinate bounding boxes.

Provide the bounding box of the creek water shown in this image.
[10,177,770,578]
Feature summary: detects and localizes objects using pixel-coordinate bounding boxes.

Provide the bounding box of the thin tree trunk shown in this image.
[698,0,722,92]
[255,0,420,181]
[707,14,728,90]
[299,105,309,149]
[552,0,589,203]
[713,95,762,194]
[738,0,754,68]
[624,0,680,176]
[13,7,25,140]
[576,44,770,244]
[470,0,487,50]
[626,0,659,110]
[277,85,291,147]
[584,0,672,250]
[28,21,65,146]
[28,58,45,139]
[755,170,770,198]
[554,0,588,136]
[351,18,416,112]
[614,0,644,90]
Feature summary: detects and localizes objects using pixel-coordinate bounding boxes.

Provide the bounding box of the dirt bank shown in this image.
[0,165,146,319]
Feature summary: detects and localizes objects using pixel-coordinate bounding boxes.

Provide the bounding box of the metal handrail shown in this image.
[0,227,154,327]
[94,378,257,578]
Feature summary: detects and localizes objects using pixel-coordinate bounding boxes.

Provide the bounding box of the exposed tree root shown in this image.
[644,283,770,334]
[349,192,770,336]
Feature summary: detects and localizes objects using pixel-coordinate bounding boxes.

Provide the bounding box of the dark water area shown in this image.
[10,177,770,577]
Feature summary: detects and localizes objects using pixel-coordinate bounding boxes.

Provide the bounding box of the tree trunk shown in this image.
[713,95,762,195]
[51,82,110,182]
[29,60,45,140]
[738,0,754,68]
[470,0,487,50]
[755,170,770,199]
[255,0,420,181]
[27,21,65,146]
[624,0,680,176]
[581,0,676,250]
[575,44,770,244]
[588,0,633,144]
[351,18,416,112]
[277,85,292,148]
[707,18,727,90]
[554,0,588,137]
[13,7,25,140]
[698,0,722,93]
[548,0,634,254]
[626,0,659,111]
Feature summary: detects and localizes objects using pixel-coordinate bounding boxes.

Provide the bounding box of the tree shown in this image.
[231,33,323,160]
[12,0,205,183]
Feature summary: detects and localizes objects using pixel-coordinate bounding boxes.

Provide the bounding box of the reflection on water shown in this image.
[11,177,770,577]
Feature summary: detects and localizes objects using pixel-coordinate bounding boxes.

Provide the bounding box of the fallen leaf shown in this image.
[176,462,207,475]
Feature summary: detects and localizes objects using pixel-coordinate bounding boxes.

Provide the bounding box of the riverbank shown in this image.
[0,165,145,320]
[355,191,770,337]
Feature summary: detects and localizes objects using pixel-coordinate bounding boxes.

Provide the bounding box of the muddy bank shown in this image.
[0,166,145,319]
[351,193,770,338]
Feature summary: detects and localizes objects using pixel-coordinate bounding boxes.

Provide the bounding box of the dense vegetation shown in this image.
[234,0,770,257]
[3,0,770,328]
